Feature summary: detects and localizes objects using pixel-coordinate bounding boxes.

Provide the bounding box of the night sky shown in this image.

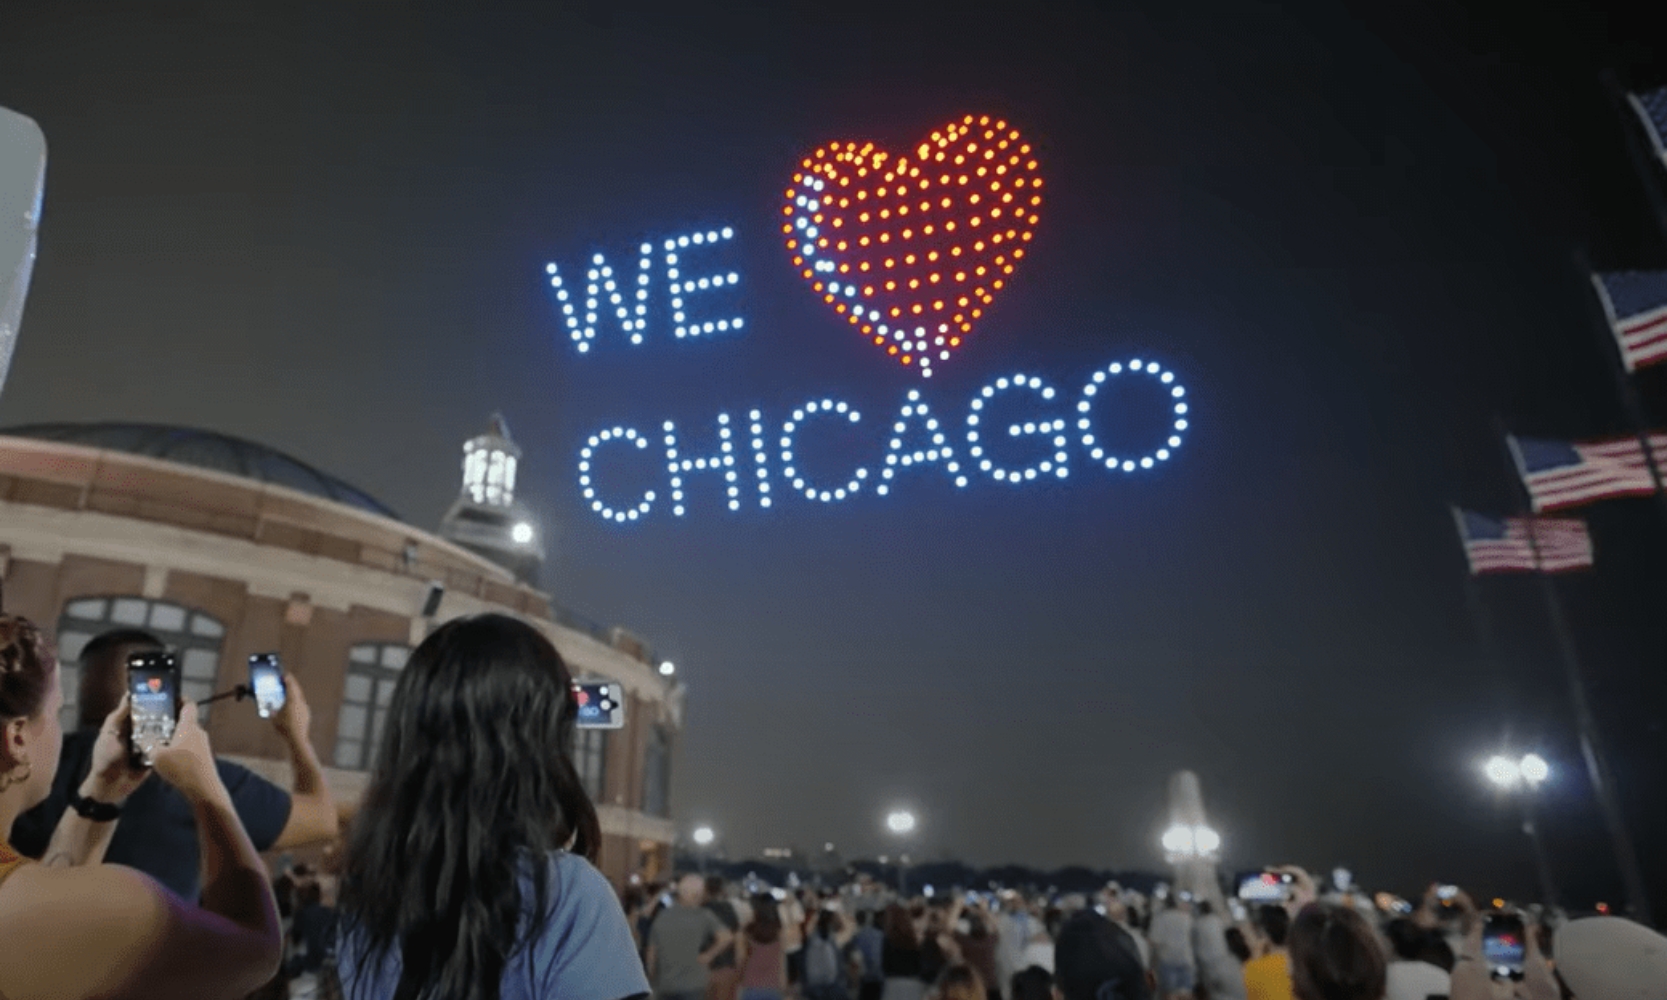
[3,1,1666,910]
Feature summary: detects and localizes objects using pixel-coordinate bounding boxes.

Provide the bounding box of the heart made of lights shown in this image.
[782,114,1043,377]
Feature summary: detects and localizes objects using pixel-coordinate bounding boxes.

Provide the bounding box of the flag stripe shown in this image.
[1513,433,1667,512]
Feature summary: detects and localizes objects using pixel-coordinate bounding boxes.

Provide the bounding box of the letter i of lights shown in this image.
[781,114,1043,377]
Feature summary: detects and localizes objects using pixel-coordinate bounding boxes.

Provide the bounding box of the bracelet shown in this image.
[68,791,123,822]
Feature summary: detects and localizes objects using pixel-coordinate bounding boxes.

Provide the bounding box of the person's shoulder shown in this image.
[5,862,167,935]
[540,852,621,914]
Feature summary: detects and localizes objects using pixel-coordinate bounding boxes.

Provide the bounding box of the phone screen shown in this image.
[249,653,286,718]
[1483,914,1526,979]
[127,651,180,766]
[573,681,625,729]
[1237,871,1293,903]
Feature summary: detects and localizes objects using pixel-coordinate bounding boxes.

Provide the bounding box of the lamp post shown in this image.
[692,825,715,875]
[1482,753,1559,909]
[885,810,916,896]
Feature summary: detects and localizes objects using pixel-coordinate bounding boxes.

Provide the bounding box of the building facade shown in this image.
[0,423,679,885]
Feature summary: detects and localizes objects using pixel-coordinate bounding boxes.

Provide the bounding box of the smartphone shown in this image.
[1483,913,1526,980]
[249,653,286,719]
[127,651,181,767]
[1238,871,1294,903]
[572,680,625,729]
[1436,884,1460,911]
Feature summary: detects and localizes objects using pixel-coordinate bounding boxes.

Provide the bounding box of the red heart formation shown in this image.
[782,114,1043,377]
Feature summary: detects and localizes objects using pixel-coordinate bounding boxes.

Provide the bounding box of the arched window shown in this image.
[641,724,671,818]
[573,728,608,802]
[55,597,227,729]
[335,642,408,771]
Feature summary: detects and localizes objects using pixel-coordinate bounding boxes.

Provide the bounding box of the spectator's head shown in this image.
[677,872,706,906]
[340,613,600,1000]
[1011,965,1057,1000]
[817,908,839,939]
[0,614,61,811]
[1553,916,1667,999]
[884,902,920,950]
[1287,903,1386,1000]
[748,895,782,944]
[1256,904,1291,948]
[75,627,162,727]
[1383,919,1425,962]
[936,964,985,1000]
[1054,910,1151,1000]
[705,875,727,902]
[1225,927,1252,964]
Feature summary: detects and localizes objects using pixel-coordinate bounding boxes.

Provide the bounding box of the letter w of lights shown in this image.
[545,226,743,352]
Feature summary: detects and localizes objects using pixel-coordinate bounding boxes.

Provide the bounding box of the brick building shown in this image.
[0,422,678,885]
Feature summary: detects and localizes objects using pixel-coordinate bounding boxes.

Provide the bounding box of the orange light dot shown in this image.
[970,194,981,204]
[993,280,1004,290]
[902,229,913,239]
[833,218,844,228]
[860,262,871,271]
[908,279,920,289]
[888,346,899,355]
[835,304,847,313]
[971,309,983,318]
[950,337,962,346]
[817,238,828,247]
[1022,232,1033,241]
[933,300,945,310]
[864,286,875,295]
[783,224,793,234]
[902,355,912,365]
[958,175,969,185]
[971,218,982,228]
[923,224,935,235]
[958,296,969,306]
[813,282,824,292]
[859,236,871,247]
[950,244,962,254]
[1013,249,1025,259]
[945,221,957,231]
[927,251,940,261]
[885,281,897,290]
[885,259,896,268]
[879,233,891,243]
[940,174,951,184]
[889,307,901,317]
[837,240,848,251]
[976,266,987,276]
[839,263,850,273]
[874,335,885,344]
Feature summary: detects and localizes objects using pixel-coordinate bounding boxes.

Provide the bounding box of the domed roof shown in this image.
[0,422,399,520]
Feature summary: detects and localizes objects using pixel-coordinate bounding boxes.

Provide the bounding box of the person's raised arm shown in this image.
[39,695,149,867]
[3,702,281,1000]
[267,672,337,850]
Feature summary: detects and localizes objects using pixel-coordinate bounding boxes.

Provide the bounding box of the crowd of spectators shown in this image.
[3,609,1666,1000]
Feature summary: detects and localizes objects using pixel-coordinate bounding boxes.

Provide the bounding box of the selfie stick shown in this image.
[196,684,253,708]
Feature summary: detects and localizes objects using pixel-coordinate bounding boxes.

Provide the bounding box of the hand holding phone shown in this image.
[84,694,151,802]
[150,701,224,803]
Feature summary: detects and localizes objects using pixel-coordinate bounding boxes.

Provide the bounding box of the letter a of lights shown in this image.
[781,114,1043,377]
[577,356,1190,523]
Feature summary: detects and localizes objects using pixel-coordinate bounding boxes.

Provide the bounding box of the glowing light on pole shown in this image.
[692,826,715,847]
[1484,755,1522,789]
[885,810,916,894]
[781,115,1044,376]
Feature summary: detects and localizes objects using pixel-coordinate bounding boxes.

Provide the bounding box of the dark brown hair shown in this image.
[0,615,53,722]
[748,894,783,944]
[884,902,921,951]
[1288,903,1387,1000]
[936,965,985,1000]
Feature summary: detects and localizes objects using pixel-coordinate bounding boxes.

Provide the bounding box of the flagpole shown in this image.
[1575,251,1667,526]
[1602,71,1667,242]
[1450,505,1515,748]
[1497,420,1653,924]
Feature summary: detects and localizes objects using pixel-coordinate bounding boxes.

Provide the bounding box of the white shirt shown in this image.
[1385,960,1451,1000]
[1148,910,1196,969]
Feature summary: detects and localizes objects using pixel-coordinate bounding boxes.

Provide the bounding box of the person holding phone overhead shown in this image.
[334,614,649,1000]
[0,613,283,999]
[9,628,338,900]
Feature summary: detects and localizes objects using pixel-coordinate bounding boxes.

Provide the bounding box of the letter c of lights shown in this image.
[780,399,868,502]
[1076,358,1188,472]
[578,427,656,523]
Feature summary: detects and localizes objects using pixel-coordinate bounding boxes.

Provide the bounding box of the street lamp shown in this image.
[659,661,676,678]
[1161,823,1220,864]
[1481,752,1558,908]
[885,810,916,895]
[692,825,715,874]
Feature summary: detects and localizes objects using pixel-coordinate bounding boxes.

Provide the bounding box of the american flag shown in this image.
[1592,272,1667,371]
[1629,86,1667,170]
[1452,509,1594,575]
[1509,433,1667,512]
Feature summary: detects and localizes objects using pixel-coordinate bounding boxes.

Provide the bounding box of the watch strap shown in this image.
[68,791,122,822]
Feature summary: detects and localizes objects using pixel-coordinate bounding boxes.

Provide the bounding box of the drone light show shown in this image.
[782,114,1043,378]
[543,114,1194,526]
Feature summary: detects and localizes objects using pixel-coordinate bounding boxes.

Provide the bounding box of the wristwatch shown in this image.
[68,791,123,822]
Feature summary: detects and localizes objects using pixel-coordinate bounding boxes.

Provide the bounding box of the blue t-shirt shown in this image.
[10,729,293,900]
[336,851,650,1000]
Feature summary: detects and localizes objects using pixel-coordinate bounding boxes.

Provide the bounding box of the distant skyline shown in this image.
[3,0,1666,909]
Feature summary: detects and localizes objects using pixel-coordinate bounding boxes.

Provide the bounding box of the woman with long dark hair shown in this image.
[736,893,787,1000]
[881,903,927,1000]
[335,614,650,1000]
